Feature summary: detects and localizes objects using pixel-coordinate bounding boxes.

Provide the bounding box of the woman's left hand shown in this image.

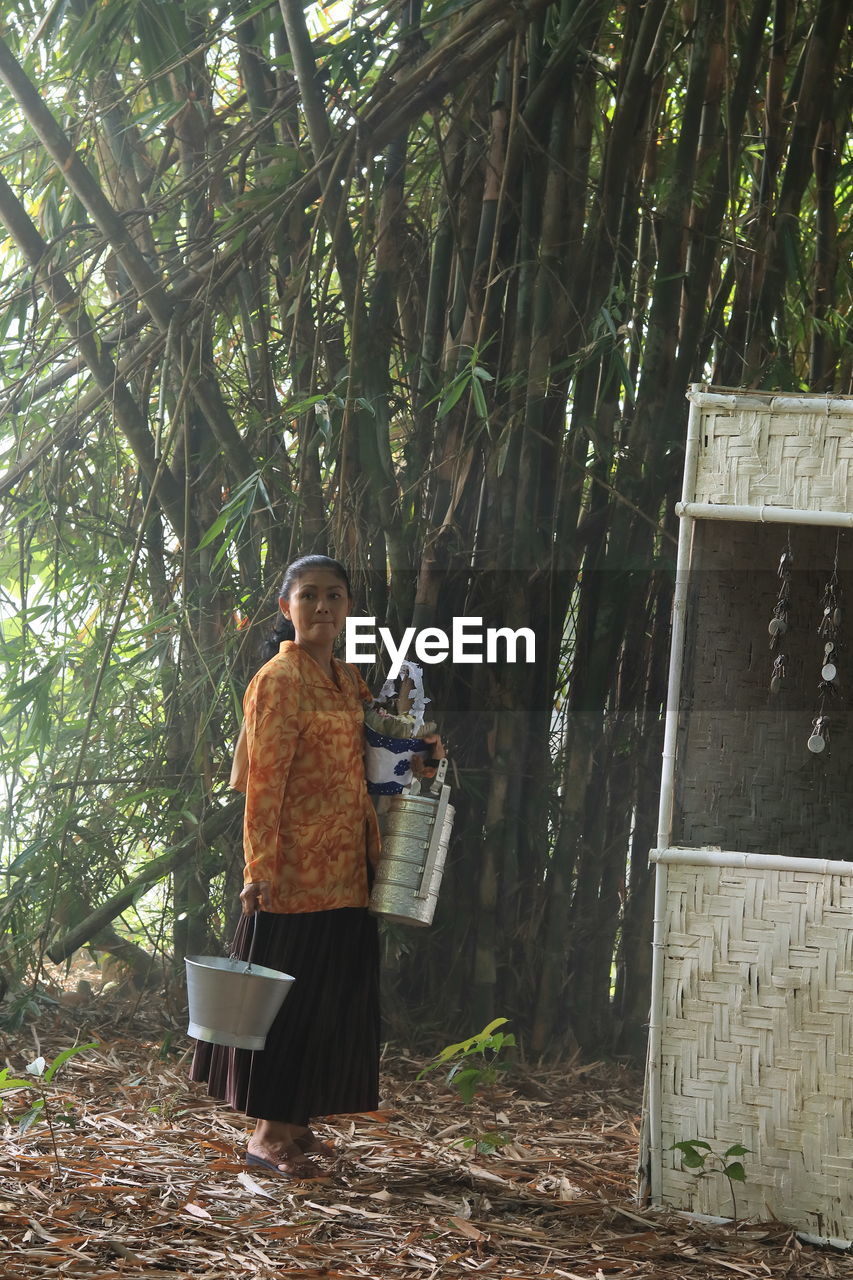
[240,881,272,914]
[411,733,445,779]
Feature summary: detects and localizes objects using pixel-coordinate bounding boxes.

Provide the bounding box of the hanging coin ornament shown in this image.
[769,533,793,693]
[770,653,787,695]
[808,533,843,756]
[807,716,830,754]
[822,639,838,682]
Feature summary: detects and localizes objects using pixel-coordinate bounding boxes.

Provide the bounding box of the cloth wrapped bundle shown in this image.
[363,717,427,795]
[363,660,434,796]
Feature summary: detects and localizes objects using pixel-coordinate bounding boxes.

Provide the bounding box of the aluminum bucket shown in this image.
[185,915,294,1050]
[369,762,454,927]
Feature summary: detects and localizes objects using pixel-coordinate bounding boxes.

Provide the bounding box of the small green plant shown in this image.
[419,1018,516,1154]
[672,1139,749,1226]
[0,1042,97,1172]
[0,989,42,1031]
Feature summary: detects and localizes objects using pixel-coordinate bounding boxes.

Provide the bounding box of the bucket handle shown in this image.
[415,784,451,899]
[230,910,260,971]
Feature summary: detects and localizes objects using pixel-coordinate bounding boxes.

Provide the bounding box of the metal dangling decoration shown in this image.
[769,532,793,695]
[770,653,786,696]
[807,715,830,754]
[807,533,842,755]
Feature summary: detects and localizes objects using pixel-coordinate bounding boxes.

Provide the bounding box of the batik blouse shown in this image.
[242,642,381,913]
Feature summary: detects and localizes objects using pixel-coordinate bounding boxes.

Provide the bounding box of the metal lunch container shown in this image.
[369,759,454,927]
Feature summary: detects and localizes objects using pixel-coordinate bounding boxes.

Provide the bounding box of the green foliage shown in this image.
[672,1140,750,1224]
[0,989,43,1032]
[0,1042,98,1171]
[420,1019,515,1154]
[420,1018,514,1092]
[433,350,494,425]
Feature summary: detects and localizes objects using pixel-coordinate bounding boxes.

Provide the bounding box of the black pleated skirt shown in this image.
[190,907,380,1126]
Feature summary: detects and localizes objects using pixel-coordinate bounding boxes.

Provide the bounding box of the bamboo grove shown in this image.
[0,0,850,1055]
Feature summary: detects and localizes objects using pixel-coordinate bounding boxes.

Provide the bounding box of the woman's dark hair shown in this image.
[261,555,352,661]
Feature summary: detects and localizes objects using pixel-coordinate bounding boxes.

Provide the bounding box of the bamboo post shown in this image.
[645,384,703,1203]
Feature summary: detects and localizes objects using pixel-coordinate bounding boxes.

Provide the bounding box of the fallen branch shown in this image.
[46,799,243,963]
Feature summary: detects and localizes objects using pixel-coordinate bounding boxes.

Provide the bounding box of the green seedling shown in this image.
[0,1042,97,1172]
[672,1139,749,1226]
[419,1018,516,1154]
[0,990,42,1031]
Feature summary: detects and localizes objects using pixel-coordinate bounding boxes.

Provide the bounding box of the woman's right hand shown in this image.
[240,881,272,914]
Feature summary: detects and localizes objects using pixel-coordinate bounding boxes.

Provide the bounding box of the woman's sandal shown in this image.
[294,1129,336,1159]
[245,1145,323,1178]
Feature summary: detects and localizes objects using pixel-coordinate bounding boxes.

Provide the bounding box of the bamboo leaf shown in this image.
[197,510,230,551]
[471,375,488,420]
[18,1103,44,1135]
[43,1042,98,1084]
[436,374,470,419]
[0,1069,32,1091]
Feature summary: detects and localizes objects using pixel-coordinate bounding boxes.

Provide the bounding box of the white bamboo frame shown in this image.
[675,502,853,528]
[688,389,853,413]
[651,846,853,878]
[644,388,702,1200]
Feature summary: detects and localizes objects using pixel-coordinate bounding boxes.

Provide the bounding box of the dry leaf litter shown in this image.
[0,995,850,1279]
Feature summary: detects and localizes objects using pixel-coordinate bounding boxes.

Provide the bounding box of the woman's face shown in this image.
[281,568,351,646]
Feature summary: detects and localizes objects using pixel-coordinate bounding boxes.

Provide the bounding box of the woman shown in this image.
[191,555,440,1177]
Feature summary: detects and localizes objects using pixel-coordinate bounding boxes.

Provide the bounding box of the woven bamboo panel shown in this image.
[695,403,853,510]
[659,857,853,1240]
[674,522,853,859]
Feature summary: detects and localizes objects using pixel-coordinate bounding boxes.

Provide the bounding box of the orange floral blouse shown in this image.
[241,642,381,913]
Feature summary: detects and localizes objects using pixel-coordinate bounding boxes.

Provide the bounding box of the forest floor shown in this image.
[0,995,850,1279]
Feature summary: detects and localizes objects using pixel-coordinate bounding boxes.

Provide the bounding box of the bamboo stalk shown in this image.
[0,37,173,327]
[633,0,720,465]
[742,0,848,383]
[0,171,190,539]
[675,0,771,388]
[277,0,362,318]
[572,0,668,332]
[811,114,840,390]
[360,0,554,150]
[46,801,242,963]
[0,35,260,487]
[0,235,259,422]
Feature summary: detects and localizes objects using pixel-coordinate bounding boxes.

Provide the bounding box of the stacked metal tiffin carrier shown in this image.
[368,758,454,927]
